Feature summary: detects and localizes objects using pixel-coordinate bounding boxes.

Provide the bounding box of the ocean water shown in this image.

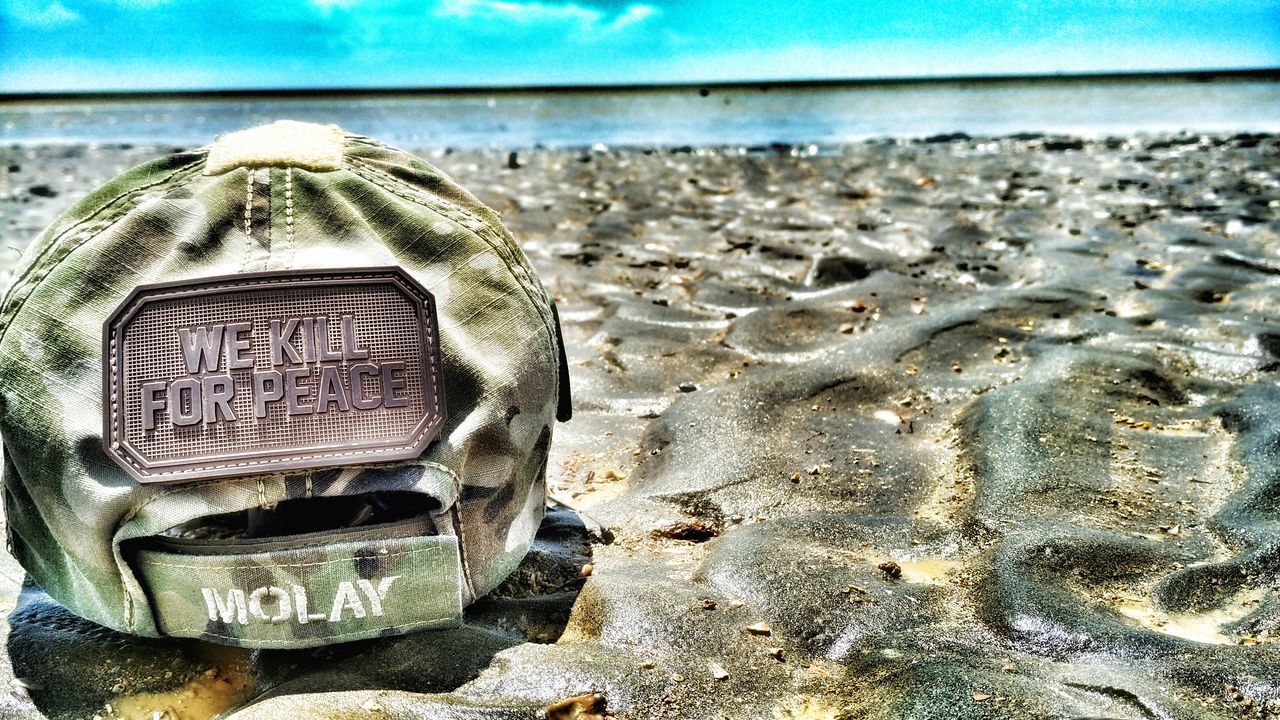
[1,76,1277,148]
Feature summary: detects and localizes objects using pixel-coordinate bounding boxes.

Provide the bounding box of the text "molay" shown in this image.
[202,576,400,625]
[141,315,410,430]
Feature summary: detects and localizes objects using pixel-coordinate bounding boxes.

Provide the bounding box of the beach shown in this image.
[0,129,1278,718]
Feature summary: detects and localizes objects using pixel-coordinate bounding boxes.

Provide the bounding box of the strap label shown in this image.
[200,576,400,625]
[137,534,464,648]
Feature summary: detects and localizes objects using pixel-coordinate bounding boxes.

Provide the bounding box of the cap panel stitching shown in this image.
[345,160,556,353]
[163,615,458,645]
[142,544,436,571]
[240,170,253,272]
[343,158,555,598]
[285,167,295,266]
[0,160,204,346]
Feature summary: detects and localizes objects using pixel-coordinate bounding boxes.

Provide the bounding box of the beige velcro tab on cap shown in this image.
[204,120,345,176]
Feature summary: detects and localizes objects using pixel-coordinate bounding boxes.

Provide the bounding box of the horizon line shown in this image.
[2,67,1278,103]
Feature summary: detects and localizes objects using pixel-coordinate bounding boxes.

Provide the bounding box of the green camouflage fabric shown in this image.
[135,530,465,647]
[0,122,564,648]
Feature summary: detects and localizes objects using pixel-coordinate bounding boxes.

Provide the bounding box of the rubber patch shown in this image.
[103,268,446,484]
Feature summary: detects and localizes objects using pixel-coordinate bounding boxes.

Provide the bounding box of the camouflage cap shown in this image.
[0,120,571,648]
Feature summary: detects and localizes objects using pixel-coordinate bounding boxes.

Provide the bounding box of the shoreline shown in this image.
[4,67,1276,103]
[5,128,1276,147]
[3,81,1278,149]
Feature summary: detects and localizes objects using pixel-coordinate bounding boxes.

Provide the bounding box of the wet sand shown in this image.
[0,132,1278,718]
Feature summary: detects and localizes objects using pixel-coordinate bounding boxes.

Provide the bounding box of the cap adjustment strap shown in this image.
[134,533,464,648]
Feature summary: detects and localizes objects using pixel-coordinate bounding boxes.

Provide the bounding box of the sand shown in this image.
[0,132,1278,719]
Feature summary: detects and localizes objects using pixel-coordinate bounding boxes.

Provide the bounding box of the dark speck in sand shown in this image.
[923,132,972,143]
[27,184,57,198]
[810,255,872,285]
[677,381,698,393]
[1044,138,1087,151]
[652,519,720,543]
[546,693,608,720]
[560,251,601,266]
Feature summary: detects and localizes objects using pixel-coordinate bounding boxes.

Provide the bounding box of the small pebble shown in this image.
[546,693,607,720]
[878,560,902,579]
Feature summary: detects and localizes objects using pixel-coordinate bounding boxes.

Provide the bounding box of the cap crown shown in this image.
[0,122,565,646]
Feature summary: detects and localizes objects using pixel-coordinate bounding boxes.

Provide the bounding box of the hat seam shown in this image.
[239,167,272,273]
[142,544,439,571]
[116,461,463,545]
[240,169,254,272]
[446,490,477,599]
[163,614,459,645]
[345,156,563,423]
[284,166,295,266]
[343,159,558,597]
[345,160,558,367]
[344,160,558,599]
[118,458,459,528]
[0,158,205,346]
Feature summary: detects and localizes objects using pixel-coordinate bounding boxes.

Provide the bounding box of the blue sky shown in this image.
[1,0,1278,92]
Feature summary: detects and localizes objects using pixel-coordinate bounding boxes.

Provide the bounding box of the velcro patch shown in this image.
[103,268,446,484]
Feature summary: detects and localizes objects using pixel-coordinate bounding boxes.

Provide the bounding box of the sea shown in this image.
[1,74,1278,148]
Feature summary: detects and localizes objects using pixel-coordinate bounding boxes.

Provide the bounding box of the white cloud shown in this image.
[8,0,80,26]
[434,0,658,36]
[100,0,174,7]
[436,0,595,25]
[608,3,654,32]
[309,0,364,10]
